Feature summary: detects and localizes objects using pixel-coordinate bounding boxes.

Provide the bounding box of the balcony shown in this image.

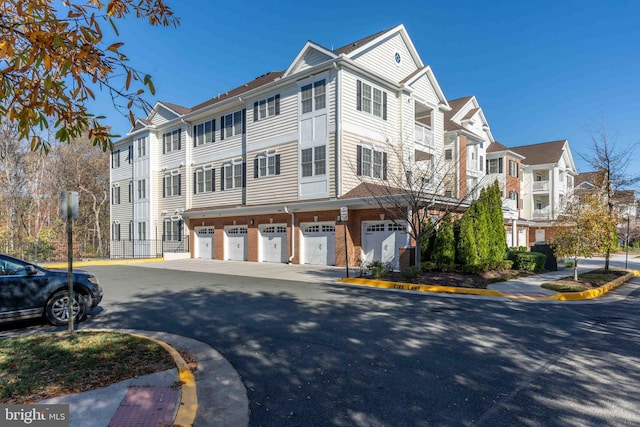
[415,123,434,151]
[532,180,550,192]
[532,207,551,219]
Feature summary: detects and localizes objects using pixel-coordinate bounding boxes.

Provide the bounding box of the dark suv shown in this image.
[0,254,103,326]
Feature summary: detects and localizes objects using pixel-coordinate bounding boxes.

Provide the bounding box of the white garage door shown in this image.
[301,223,336,266]
[519,229,528,247]
[195,227,214,259]
[225,226,248,261]
[361,221,408,270]
[260,224,287,263]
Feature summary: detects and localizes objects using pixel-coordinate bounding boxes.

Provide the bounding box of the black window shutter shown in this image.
[253,102,258,122]
[162,177,166,198]
[356,145,362,176]
[275,154,281,175]
[383,152,388,180]
[192,125,196,147]
[212,119,216,142]
[357,80,362,111]
[178,129,182,150]
[486,159,489,175]
[382,92,387,120]
[499,158,503,174]
[178,174,182,195]
[275,94,280,115]
[242,162,247,187]
[220,167,225,190]
[178,220,184,241]
[220,116,225,140]
[212,169,216,192]
[242,109,246,134]
[193,172,197,194]
[254,158,259,178]
[162,135,166,154]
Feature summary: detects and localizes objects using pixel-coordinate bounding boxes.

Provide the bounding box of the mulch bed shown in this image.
[382,269,536,289]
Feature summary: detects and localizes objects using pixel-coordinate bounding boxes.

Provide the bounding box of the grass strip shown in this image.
[0,331,175,404]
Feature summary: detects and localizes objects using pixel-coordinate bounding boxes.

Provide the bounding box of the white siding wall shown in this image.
[341,70,398,143]
[292,49,333,74]
[150,106,178,126]
[407,73,439,107]
[246,140,298,205]
[350,33,419,83]
[247,84,298,145]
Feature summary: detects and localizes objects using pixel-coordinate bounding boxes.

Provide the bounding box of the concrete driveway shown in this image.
[134,258,347,284]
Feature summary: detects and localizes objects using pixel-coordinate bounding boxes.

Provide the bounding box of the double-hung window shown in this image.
[254,153,280,178]
[357,145,387,180]
[111,222,121,241]
[487,158,503,174]
[164,219,183,241]
[509,160,519,177]
[137,179,146,200]
[194,167,214,194]
[111,185,121,204]
[111,150,120,168]
[301,146,326,177]
[222,161,244,190]
[163,173,181,197]
[357,80,387,120]
[193,119,215,146]
[300,80,326,114]
[136,137,147,158]
[222,111,244,139]
[254,95,280,121]
[138,222,146,240]
[163,129,181,153]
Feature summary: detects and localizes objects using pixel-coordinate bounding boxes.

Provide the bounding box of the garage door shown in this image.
[195,227,214,259]
[260,224,287,263]
[225,226,248,261]
[361,221,407,270]
[301,222,336,266]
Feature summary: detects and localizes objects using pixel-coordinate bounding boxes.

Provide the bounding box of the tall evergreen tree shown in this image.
[433,213,455,267]
[457,209,479,267]
[487,181,507,262]
[474,188,490,264]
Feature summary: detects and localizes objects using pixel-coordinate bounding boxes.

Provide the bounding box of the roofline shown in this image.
[283,41,338,78]
[345,24,424,69]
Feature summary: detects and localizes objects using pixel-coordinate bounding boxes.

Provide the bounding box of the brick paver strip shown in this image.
[109,386,179,427]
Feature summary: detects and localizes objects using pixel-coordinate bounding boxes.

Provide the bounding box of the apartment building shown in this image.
[110,24,458,269]
[511,140,577,244]
[109,25,582,267]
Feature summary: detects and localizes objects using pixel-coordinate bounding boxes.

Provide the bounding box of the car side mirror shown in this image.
[25,265,37,276]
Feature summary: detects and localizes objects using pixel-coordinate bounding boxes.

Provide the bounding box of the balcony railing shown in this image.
[532,207,551,219]
[415,124,434,149]
[532,180,550,192]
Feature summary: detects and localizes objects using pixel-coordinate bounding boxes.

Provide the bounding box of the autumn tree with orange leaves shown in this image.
[0,0,179,152]
[551,187,618,281]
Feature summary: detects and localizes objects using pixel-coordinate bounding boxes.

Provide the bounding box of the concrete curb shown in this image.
[84,329,198,426]
[338,277,506,297]
[544,269,640,301]
[128,333,198,427]
[338,269,640,301]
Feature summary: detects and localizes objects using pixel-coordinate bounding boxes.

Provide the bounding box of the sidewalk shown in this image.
[39,330,249,427]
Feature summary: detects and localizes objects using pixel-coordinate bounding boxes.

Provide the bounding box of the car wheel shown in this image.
[45,290,86,326]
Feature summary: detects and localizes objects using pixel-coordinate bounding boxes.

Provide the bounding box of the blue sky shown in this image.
[95,0,640,180]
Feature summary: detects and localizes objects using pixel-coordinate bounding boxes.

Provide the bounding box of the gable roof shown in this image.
[333,26,397,55]
[486,141,509,153]
[511,140,568,165]
[575,170,606,187]
[159,102,191,115]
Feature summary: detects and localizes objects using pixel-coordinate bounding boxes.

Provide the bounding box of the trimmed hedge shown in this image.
[508,251,546,272]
